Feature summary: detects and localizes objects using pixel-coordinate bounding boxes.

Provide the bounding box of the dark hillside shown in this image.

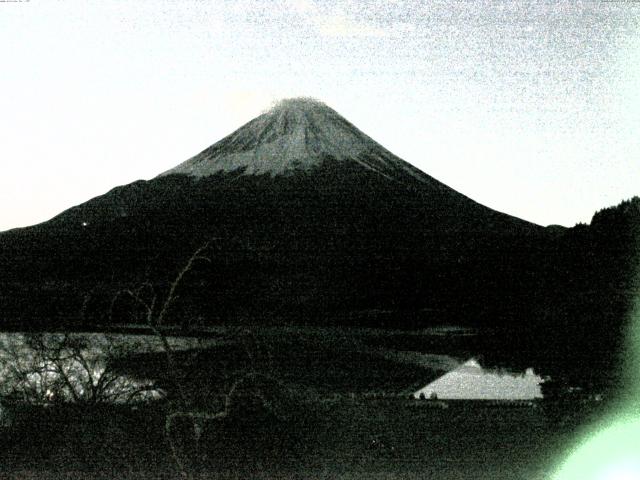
[0,159,546,330]
[481,197,640,392]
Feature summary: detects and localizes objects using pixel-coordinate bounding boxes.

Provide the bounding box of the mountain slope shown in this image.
[1,98,550,330]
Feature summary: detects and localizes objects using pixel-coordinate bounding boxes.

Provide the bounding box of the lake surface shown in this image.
[0,328,545,405]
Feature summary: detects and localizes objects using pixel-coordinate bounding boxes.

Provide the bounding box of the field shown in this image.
[0,397,604,479]
[0,327,608,479]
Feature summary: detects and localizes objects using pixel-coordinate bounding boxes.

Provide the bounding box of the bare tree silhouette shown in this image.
[0,333,163,405]
[108,240,297,478]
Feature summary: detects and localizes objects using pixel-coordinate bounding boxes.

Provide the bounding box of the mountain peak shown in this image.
[159,97,428,182]
[269,96,331,114]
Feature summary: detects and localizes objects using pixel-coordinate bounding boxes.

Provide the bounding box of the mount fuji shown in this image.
[0,98,561,330]
[0,97,636,393]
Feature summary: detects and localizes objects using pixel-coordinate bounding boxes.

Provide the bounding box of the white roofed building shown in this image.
[413,359,543,400]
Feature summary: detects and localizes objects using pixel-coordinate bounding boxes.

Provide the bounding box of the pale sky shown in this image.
[1,0,639,231]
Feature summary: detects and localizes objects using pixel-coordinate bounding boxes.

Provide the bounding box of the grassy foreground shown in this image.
[0,395,604,479]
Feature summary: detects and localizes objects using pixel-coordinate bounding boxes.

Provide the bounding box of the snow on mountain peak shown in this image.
[160,97,429,183]
[269,96,330,115]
